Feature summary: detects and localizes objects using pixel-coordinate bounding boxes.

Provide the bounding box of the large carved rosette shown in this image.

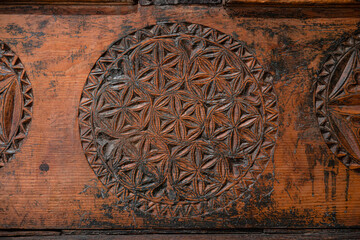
[0,41,33,167]
[315,32,360,169]
[79,23,278,217]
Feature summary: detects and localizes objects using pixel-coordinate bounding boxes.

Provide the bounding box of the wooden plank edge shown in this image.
[226,0,360,6]
[2,231,360,240]
[0,0,136,5]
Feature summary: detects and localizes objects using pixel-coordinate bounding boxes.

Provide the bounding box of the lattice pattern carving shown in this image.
[79,23,278,217]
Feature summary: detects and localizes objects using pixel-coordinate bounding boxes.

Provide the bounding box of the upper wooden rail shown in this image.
[1,0,360,5]
[227,0,360,4]
[0,0,135,5]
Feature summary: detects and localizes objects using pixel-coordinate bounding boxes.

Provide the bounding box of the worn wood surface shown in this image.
[139,0,222,6]
[0,0,135,5]
[2,228,360,239]
[226,0,360,5]
[2,0,360,5]
[0,4,360,231]
[4,232,360,239]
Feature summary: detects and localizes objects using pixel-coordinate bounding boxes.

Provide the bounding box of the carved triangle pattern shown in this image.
[0,41,33,167]
[79,23,278,218]
[315,31,360,169]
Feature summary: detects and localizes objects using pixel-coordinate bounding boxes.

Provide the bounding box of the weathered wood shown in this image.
[2,0,360,5]
[4,232,360,239]
[0,2,359,231]
[226,0,360,5]
[0,0,135,5]
[2,228,360,238]
[139,0,221,5]
[0,231,61,237]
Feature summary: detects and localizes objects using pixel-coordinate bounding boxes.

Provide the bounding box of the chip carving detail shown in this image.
[315,32,360,169]
[0,41,33,168]
[79,23,278,217]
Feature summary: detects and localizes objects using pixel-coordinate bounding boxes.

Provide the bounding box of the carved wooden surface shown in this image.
[0,4,359,231]
[0,0,134,5]
[139,0,221,5]
[0,41,32,168]
[79,23,278,218]
[2,0,360,5]
[315,32,360,170]
[226,0,360,5]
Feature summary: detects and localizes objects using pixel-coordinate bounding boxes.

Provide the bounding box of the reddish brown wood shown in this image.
[226,0,360,5]
[4,231,360,239]
[314,35,360,170]
[0,41,33,168]
[0,0,134,5]
[78,23,278,218]
[0,2,359,232]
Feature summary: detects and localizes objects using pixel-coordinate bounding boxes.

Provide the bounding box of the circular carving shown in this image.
[0,41,33,168]
[79,23,278,217]
[315,32,360,169]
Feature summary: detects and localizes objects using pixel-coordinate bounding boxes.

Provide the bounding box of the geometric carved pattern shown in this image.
[315,32,360,170]
[0,41,33,168]
[79,23,278,217]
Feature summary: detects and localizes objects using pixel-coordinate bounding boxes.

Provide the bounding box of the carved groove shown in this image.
[0,41,33,167]
[315,32,360,169]
[79,23,278,217]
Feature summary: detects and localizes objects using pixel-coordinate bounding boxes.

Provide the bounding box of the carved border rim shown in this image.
[78,22,278,218]
[0,40,33,167]
[314,31,360,169]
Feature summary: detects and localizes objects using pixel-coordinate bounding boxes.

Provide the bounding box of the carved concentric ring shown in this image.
[0,41,33,168]
[79,23,278,217]
[315,32,360,169]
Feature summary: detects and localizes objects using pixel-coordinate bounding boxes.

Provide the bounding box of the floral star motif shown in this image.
[135,39,186,95]
[327,49,360,161]
[83,26,277,217]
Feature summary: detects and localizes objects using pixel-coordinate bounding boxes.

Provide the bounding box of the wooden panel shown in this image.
[3,231,360,239]
[139,0,222,6]
[226,0,360,5]
[0,0,134,5]
[0,41,33,168]
[0,3,359,231]
[3,0,360,5]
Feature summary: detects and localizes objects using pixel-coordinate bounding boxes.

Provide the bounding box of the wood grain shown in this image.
[226,0,360,5]
[0,4,359,230]
[4,231,360,239]
[2,0,360,5]
[0,0,135,5]
[78,22,278,218]
[0,41,33,168]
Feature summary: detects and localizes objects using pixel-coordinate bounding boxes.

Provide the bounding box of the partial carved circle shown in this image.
[0,41,33,167]
[315,31,360,169]
[79,23,278,217]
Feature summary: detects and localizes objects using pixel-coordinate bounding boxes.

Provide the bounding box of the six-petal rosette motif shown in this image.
[79,23,278,217]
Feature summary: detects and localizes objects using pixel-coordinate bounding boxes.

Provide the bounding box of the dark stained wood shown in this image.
[314,38,360,169]
[4,231,360,239]
[224,6,360,19]
[226,0,360,5]
[139,0,221,5]
[0,1,360,233]
[0,0,135,5]
[2,0,360,5]
[2,228,360,238]
[0,231,61,237]
[0,5,359,18]
[0,4,138,15]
